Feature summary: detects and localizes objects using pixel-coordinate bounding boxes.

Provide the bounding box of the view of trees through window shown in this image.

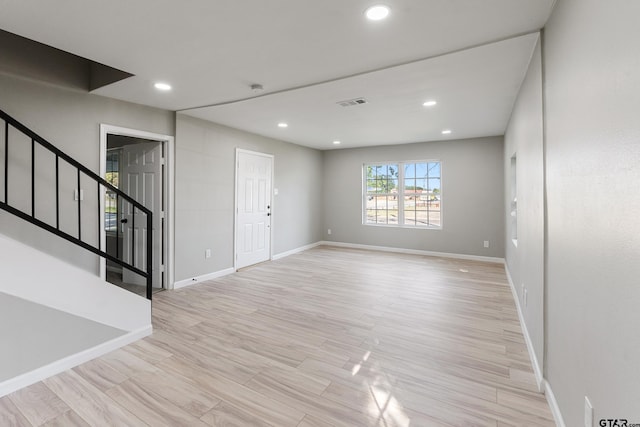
[364,161,441,227]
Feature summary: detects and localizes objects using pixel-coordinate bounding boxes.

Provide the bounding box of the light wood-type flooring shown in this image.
[0,246,555,426]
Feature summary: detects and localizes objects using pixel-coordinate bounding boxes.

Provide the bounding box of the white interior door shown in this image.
[236,150,273,269]
[120,141,163,288]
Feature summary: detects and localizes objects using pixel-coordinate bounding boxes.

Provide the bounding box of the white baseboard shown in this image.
[0,325,152,398]
[319,241,505,264]
[272,241,323,260]
[504,265,544,391]
[543,380,566,427]
[173,267,235,289]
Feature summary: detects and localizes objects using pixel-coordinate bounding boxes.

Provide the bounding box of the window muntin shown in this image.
[364,161,441,228]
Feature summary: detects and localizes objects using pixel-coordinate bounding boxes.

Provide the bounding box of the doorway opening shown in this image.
[100,125,174,297]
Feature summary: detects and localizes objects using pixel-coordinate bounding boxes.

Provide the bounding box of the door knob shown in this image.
[120,218,128,224]
[267,213,271,216]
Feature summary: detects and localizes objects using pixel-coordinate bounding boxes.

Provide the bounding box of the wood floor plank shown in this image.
[246,370,380,427]
[2,246,554,426]
[106,378,209,427]
[129,370,221,418]
[39,409,90,427]
[43,371,147,427]
[8,382,69,426]
[0,396,31,427]
[297,414,336,427]
[72,358,128,392]
[201,400,275,427]
[156,355,306,427]
[147,329,259,384]
[98,348,159,379]
[121,338,173,365]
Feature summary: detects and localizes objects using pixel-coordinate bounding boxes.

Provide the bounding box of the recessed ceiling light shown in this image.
[423,100,437,107]
[365,5,390,21]
[278,122,288,128]
[442,129,452,135]
[154,82,172,91]
[333,140,341,145]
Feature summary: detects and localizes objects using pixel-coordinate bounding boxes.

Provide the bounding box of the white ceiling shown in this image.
[0,0,555,150]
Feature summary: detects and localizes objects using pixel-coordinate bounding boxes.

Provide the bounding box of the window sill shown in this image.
[363,223,442,231]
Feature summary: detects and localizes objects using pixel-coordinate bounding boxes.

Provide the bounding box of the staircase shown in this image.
[0,109,153,396]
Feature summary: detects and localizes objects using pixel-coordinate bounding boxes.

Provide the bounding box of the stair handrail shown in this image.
[0,108,153,300]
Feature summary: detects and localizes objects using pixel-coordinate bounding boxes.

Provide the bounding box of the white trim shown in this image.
[173,267,235,289]
[543,380,566,427]
[362,160,443,230]
[99,124,176,289]
[505,265,544,391]
[320,241,504,264]
[234,148,274,271]
[0,325,151,398]
[272,241,323,260]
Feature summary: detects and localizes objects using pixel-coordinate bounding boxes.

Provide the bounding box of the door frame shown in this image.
[99,124,175,289]
[234,148,274,271]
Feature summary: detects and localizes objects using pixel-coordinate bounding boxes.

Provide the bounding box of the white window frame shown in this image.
[362,160,443,229]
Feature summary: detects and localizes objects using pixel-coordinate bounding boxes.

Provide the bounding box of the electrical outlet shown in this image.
[205,249,211,259]
[327,229,332,235]
[73,189,84,201]
[584,396,593,427]
[483,240,489,248]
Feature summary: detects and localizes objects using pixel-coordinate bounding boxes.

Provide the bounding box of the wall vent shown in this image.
[337,97,368,107]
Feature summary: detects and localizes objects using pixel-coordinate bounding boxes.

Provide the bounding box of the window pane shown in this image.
[388,178,398,193]
[366,165,374,179]
[366,196,376,210]
[387,196,399,224]
[373,179,385,193]
[404,163,416,179]
[376,209,388,224]
[405,178,416,194]
[428,177,441,190]
[366,209,376,224]
[404,196,416,211]
[416,208,429,226]
[404,205,416,225]
[428,162,441,177]
[428,210,441,227]
[414,178,426,191]
[415,162,429,178]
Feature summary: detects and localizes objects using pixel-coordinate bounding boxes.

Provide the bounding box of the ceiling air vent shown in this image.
[337,97,368,107]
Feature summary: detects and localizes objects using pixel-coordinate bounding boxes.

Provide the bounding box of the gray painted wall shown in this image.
[323,137,505,258]
[0,292,124,382]
[174,114,324,282]
[0,72,175,273]
[542,0,640,423]
[503,38,545,376]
